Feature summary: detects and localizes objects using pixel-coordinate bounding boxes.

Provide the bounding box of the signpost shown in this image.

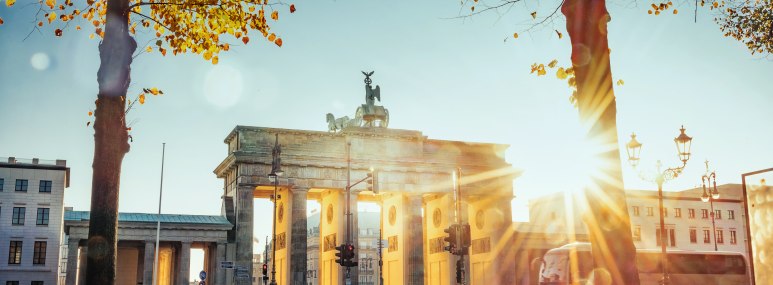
[199,270,207,280]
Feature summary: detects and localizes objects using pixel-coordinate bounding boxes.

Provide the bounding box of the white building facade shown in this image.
[529,184,748,254]
[0,157,70,285]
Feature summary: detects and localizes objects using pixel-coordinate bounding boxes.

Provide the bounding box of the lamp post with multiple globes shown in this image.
[626,125,694,285]
[700,160,720,251]
[268,134,284,285]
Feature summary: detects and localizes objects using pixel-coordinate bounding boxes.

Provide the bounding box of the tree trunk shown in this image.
[85,0,136,283]
[561,0,640,284]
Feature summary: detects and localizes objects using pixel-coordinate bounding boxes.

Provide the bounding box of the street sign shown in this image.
[219,261,234,269]
[199,270,207,280]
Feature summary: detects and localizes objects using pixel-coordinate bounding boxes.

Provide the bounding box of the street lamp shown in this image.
[268,134,283,285]
[626,125,693,285]
[700,160,719,251]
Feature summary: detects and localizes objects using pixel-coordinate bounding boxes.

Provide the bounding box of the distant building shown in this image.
[63,210,231,285]
[528,184,748,254]
[305,211,381,285]
[0,157,70,285]
[252,253,265,284]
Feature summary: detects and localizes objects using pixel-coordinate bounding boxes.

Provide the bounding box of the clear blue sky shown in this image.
[1,0,771,276]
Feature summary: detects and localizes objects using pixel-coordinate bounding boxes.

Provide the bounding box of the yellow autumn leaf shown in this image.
[45,0,55,9]
[537,68,546,76]
[673,9,678,14]
[146,46,152,52]
[616,79,625,86]
[5,0,15,7]
[530,11,537,19]
[48,12,57,24]
[139,94,146,104]
[548,59,558,68]
[88,111,93,116]
[271,10,278,20]
[249,6,255,12]
[555,30,563,39]
[212,56,219,65]
[149,87,159,95]
[556,68,568,80]
[513,32,518,39]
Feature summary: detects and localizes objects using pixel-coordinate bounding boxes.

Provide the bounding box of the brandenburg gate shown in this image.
[214,73,518,285]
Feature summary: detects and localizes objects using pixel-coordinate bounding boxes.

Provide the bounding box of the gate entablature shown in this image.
[214,126,516,199]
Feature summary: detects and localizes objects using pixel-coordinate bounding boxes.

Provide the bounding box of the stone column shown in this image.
[235,185,254,285]
[406,195,424,285]
[290,187,309,285]
[77,246,88,285]
[215,242,226,285]
[178,242,192,285]
[143,241,155,285]
[65,239,80,285]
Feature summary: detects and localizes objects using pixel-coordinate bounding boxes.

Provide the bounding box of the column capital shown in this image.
[291,186,310,193]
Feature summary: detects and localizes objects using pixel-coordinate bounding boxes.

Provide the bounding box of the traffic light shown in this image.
[261,264,268,281]
[459,224,471,255]
[367,169,379,194]
[444,224,459,254]
[335,244,345,266]
[344,244,358,267]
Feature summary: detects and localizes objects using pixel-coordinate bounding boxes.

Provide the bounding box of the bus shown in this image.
[537,242,750,285]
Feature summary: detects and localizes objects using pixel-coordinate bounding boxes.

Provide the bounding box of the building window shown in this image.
[703,229,711,244]
[715,209,722,219]
[632,206,640,216]
[689,228,697,243]
[674,208,682,218]
[688,209,696,219]
[15,179,28,192]
[0,178,4,191]
[39,180,52,193]
[33,241,47,265]
[647,207,654,216]
[730,230,737,244]
[12,207,25,225]
[633,226,641,241]
[36,208,50,226]
[663,208,668,217]
[31,282,44,285]
[6,282,20,285]
[656,228,676,247]
[716,230,724,244]
[729,210,735,220]
[701,209,709,219]
[8,241,22,264]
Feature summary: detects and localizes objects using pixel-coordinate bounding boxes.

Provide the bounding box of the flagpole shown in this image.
[153,143,166,285]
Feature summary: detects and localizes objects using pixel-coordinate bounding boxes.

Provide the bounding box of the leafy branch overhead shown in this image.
[530,59,624,106]
[465,0,772,55]
[3,0,297,64]
[86,87,164,129]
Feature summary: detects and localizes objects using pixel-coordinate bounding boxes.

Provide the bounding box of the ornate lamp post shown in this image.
[700,160,720,251]
[268,134,284,285]
[626,126,693,285]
